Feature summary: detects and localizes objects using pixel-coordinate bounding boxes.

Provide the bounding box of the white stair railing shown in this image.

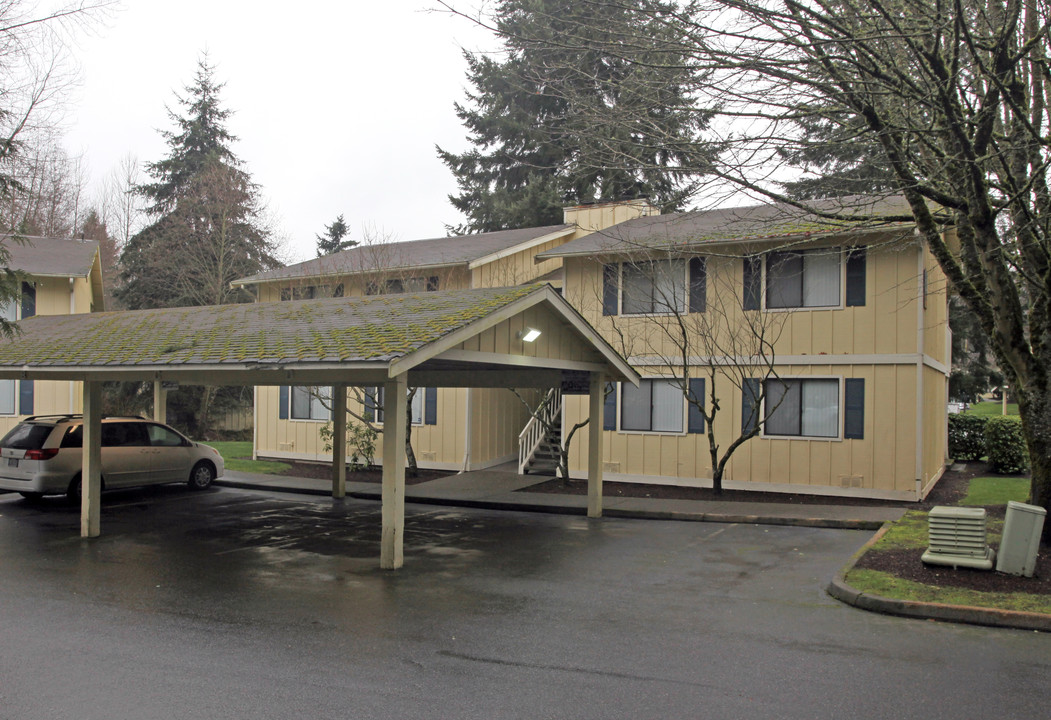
[518,387,562,474]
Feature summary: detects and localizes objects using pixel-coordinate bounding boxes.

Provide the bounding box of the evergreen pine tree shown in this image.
[316,214,355,256]
[438,0,710,233]
[116,56,278,311]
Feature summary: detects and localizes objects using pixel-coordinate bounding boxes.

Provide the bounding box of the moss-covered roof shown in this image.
[0,285,543,369]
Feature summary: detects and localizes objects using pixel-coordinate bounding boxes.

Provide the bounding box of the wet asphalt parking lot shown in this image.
[0,485,1048,720]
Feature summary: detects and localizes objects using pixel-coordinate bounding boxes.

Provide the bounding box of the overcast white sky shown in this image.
[61,1,496,263]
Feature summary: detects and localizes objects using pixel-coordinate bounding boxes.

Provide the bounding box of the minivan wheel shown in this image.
[188,461,215,490]
[66,474,105,502]
[67,474,81,502]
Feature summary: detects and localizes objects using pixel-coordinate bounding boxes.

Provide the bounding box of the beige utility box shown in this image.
[921,506,995,570]
[995,501,1046,577]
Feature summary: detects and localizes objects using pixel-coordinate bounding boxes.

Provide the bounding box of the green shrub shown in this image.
[948,413,988,461]
[984,416,1029,474]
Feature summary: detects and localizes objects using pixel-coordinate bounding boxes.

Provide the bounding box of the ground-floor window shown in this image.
[0,379,15,415]
[291,386,331,421]
[764,378,839,438]
[621,378,684,433]
[365,387,437,426]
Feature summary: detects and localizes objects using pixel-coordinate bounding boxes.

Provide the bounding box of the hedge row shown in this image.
[947,414,1030,474]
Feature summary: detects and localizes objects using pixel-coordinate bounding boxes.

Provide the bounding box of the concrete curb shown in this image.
[827,523,1051,633]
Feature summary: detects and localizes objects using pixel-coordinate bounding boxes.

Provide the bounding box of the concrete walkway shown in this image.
[217,466,906,531]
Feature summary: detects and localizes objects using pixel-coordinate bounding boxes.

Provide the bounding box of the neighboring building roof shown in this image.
[234,224,575,286]
[538,195,923,259]
[0,285,637,386]
[3,236,100,277]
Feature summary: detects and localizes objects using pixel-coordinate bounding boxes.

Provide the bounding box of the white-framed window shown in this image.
[603,258,705,316]
[369,386,424,425]
[0,379,15,415]
[765,249,842,309]
[620,378,684,433]
[622,259,686,314]
[291,386,331,421]
[763,378,840,438]
[365,276,439,295]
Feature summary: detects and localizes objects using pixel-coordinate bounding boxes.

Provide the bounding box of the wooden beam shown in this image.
[332,385,346,499]
[81,381,102,538]
[380,373,407,569]
[587,373,605,518]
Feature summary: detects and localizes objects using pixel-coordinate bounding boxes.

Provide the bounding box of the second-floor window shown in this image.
[744,248,866,310]
[603,258,705,316]
[365,276,440,295]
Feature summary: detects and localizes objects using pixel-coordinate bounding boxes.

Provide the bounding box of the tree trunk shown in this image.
[196,387,214,439]
[405,397,418,479]
[1017,386,1051,541]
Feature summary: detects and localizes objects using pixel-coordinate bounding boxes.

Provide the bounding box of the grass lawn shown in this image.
[844,476,1049,615]
[960,476,1031,506]
[207,441,292,475]
[965,400,1019,417]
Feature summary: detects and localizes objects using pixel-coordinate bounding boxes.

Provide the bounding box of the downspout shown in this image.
[915,242,925,499]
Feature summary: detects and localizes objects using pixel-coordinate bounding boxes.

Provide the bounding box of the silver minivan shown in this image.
[0,415,224,499]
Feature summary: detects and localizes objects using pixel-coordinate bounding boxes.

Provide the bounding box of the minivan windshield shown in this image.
[0,423,54,450]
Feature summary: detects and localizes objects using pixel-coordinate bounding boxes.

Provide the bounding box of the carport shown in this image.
[0,284,637,568]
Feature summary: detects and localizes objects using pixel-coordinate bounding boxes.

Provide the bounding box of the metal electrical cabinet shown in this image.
[995,501,1046,577]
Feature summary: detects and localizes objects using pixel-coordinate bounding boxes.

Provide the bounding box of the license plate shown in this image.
[7,458,17,468]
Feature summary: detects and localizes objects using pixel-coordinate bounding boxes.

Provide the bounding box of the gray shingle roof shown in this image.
[538,195,922,259]
[3,236,99,277]
[234,224,574,285]
[0,286,545,369]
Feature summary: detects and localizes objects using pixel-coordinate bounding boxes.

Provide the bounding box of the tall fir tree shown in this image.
[116,57,279,311]
[438,0,710,233]
[114,56,279,437]
[316,214,355,256]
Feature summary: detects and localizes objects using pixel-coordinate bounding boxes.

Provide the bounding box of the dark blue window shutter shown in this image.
[424,387,437,425]
[363,387,377,422]
[743,257,762,310]
[20,282,35,318]
[278,386,289,419]
[687,378,705,433]
[19,380,33,415]
[689,258,706,313]
[845,248,866,307]
[742,378,761,435]
[602,264,618,316]
[603,382,616,431]
[844,378,865,439]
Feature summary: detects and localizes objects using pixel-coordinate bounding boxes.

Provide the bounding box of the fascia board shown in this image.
[467,227,577,270]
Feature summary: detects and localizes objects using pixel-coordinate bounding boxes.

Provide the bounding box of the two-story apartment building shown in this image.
[0,236,104,435]
[541,197,949,501]
[237,196,949,500]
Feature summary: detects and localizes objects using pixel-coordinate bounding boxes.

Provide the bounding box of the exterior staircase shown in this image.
[518,388,563,475]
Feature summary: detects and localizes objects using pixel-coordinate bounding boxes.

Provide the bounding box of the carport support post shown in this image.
[331,385,346,499]
[153,381,166,423]
[380,373,407,569]
[588,373,605,518]
[81,381,102,538]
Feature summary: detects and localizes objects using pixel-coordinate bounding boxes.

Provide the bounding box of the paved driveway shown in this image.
[0,487,1047,720]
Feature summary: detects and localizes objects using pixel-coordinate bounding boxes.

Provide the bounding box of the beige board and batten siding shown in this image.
[557,231,948,500]
[255,385,468,469]
[565,362,923,499]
